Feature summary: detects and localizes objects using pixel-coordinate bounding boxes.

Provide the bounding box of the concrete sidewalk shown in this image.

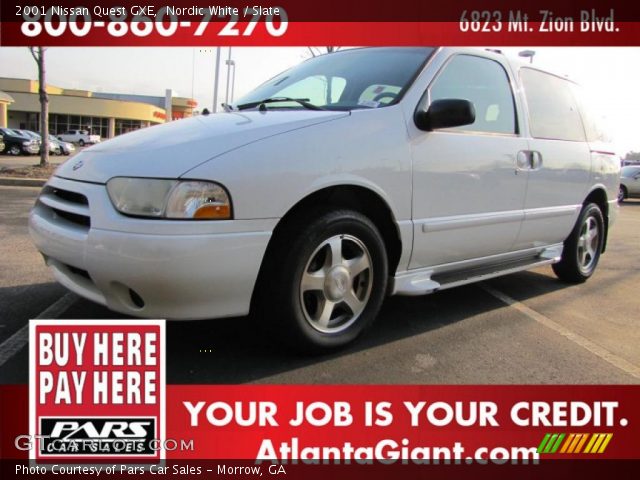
[0,154,74,186]
[0,155,67,171]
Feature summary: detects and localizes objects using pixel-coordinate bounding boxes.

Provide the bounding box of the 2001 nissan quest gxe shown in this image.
[30,47,620,350]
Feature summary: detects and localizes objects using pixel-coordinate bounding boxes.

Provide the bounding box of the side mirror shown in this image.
[415,98,476,131]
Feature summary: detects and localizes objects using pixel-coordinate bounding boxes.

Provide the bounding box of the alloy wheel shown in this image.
[577,215,599,273]
[299,234,373,334]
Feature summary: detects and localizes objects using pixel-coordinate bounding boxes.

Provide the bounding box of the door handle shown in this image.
[516,151,530,171]
[530,151,543,170]
[515,151,543,173]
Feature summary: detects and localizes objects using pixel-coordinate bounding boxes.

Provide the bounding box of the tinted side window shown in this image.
[429,55,516,134]
[520,68,585,142]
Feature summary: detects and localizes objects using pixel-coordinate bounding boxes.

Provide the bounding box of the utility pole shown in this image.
[213,47,221,112]
[230,61,236,103]
[225,47,232,105]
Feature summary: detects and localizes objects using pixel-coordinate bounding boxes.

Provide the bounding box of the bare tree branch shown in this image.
[306,47,340,58]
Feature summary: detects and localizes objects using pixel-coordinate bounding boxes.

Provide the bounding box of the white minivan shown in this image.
[30,47,620,350]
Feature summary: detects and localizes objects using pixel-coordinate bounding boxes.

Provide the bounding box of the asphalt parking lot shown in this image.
[0,184,639,385]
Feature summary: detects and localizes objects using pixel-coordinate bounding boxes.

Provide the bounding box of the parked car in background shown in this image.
[50,134,75,155]
[619,166,640,202]
[57,129,101,146]
[0,127,39,155]
[19,130,61,155]
[29,47,620,351]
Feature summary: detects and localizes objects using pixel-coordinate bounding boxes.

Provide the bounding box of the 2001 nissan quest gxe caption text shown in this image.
[29,47,620,351]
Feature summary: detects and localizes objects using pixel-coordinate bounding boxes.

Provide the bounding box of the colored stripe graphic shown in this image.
[559,433,575,453]
[583,434,599,453]
[539,433,613,454]
[544,434,558,453]
[550,433,565,453]
[537,433,551,454]
[567,433,585,453]
[574,433,589,453]
[597,434,613,453]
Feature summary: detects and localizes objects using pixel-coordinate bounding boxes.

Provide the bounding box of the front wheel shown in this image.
[552,203,604,283]
[78,139,85,146]
[8,145,21,156]
[265,209,388,351]
[618,185,627,203]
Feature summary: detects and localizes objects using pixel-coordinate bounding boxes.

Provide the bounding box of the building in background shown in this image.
[0,78,197,138]
[0,91,14,128]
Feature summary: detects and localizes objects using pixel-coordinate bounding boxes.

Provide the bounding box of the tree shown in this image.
[624,151,640,161]
[307,47,340,57]
[29,47,49,167]
[305,48,340,104]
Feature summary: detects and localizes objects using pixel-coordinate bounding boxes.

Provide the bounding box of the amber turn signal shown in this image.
[193,203,231,219]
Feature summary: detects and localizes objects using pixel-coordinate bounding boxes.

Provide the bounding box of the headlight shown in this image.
[22,141,31,146]
[106,178,232,220]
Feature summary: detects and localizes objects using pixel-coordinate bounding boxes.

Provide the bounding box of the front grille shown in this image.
[38,185,91,229]
[43,186,88,205]
[66,264,92,281]
[51,208,91,228]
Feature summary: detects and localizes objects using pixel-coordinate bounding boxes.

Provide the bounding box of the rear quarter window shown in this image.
[571,84,612,143]
[520,68,586,142]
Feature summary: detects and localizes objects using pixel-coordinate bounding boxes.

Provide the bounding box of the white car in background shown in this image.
[50,135,75,156]
[29,47,620,351]
[57,129,101,146]
[619,166,640,202]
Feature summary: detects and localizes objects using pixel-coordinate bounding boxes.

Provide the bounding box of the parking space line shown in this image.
[0,292,77,367]
[481,284,640,380]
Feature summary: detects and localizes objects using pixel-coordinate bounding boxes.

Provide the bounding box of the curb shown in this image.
[0,176,47,187]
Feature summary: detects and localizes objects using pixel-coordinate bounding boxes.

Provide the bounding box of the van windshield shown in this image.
[233,47,434,111]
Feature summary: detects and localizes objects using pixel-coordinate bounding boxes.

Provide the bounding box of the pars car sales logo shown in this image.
[29,320,165,461]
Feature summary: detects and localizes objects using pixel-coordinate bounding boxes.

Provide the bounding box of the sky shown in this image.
[0,46,639,155]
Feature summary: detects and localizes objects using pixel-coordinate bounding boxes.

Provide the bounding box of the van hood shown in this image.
[54,110,349,184]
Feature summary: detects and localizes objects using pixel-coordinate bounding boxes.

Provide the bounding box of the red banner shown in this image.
[2,21,639,46]
[1,1,640,46]
[3,384,640,461]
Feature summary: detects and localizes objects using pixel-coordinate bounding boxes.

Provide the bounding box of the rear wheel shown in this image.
[78,139,85,146]
[552,203,604,283]
[263,209,388,351]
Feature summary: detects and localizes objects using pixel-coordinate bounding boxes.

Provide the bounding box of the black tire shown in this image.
[8,144,21,156]
[78,139,85,146]
[552,203,604,284]
[618,185,627,203]
[260,209,388,352]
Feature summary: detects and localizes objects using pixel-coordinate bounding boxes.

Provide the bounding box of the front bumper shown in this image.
[23,144,39,154]
[29,176,274,320]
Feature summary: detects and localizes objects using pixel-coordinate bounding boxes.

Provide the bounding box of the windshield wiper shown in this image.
[236,97,325,111]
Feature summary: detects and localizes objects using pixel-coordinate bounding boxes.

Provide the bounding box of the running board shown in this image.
[393,247,562,296]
